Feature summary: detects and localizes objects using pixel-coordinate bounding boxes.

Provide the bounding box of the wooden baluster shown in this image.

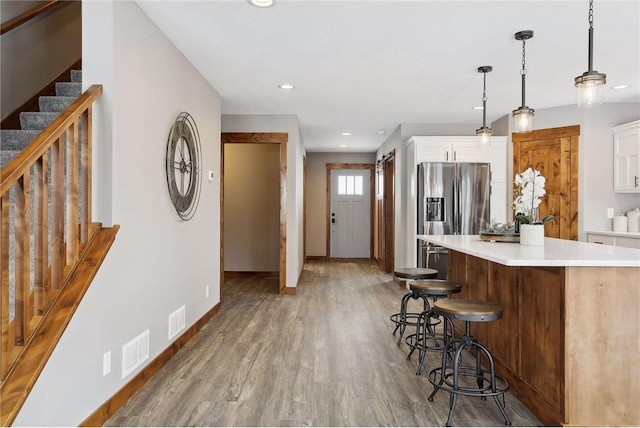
[79,108,91,243]
[14,176,30,345]
[1,192,10,379]
[50,138,64,289]
[34,154,47,315]
[66,121,79,266]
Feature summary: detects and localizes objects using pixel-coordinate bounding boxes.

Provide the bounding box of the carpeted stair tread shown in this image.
[19,112,59,131]
[1,150,21,169]
[1,129,41,151]
[39,96,77,113]
[70,69,82,83]
[55,82,82,97]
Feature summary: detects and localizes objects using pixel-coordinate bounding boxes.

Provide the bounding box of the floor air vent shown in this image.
[122,329,150,378]
[168,305,186,340]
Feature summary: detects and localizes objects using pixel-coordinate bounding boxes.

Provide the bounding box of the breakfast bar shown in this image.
[417,235,640,426]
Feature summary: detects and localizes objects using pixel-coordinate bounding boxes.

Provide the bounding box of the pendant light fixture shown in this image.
[575,0,606,107]
[476,66,493,145]
[512,30,534,134]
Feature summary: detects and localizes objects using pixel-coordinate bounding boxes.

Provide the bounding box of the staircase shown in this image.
[1,69,82,169]
[1,73,119,426]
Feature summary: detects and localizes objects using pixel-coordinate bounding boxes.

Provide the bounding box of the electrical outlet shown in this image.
[103,351,111,376]
[206,285,209,298]
[607,208,615,219]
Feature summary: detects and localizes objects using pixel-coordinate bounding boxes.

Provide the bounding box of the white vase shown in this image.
[520,224,545,246]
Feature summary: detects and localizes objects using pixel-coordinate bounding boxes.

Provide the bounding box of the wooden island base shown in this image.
[447,250,639,426]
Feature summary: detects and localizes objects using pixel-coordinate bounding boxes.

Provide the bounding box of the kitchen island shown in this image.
[417,235,640,426]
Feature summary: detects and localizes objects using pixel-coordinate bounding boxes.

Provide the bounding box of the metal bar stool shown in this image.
[403,280,462,375]
[426,299,511,427]
[389,268,438,346]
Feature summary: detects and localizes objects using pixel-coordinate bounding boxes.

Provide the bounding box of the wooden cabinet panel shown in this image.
[487,263,519,373]
[466,255,489,344]
[519,266,565,417]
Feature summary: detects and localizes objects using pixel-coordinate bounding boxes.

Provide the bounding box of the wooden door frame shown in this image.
[325,163,375,259]
[383,154,395,272]
[221,133,288,294]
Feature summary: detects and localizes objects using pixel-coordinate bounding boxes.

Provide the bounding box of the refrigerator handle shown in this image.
[452,174,459,234]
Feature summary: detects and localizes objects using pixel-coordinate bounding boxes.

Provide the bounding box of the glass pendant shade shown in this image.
[476,127,492,145]
[513,107,534,133]
[576,77,605,107]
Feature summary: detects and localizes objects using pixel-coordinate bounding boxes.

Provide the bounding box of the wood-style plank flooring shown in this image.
[106,260,541,427]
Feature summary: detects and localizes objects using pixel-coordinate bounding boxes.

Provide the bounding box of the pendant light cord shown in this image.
[520,39,527,108]
[482,72,488,128]
[588,0,594,72]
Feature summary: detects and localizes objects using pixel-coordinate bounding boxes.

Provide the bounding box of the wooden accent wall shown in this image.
[512,126,579,240]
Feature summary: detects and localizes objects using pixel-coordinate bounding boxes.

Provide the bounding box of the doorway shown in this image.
[221,133,288,294]
[325,163,375,259]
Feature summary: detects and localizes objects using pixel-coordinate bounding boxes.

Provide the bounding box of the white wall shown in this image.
[1,1,81,120]
[221,114,306,287]
[224,144,280,271]
[14,2,222,425]
[305,152,376,257]
[494,102,640,239]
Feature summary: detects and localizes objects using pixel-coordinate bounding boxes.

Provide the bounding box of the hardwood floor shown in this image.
[105,260,541,427]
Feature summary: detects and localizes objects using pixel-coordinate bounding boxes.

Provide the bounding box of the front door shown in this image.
[330,169,371,258]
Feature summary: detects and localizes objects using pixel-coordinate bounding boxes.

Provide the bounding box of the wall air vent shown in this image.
[122,329,150,379]
[168,305,186,340]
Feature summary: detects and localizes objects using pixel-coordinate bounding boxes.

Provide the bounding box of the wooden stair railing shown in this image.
[1,85,117,426]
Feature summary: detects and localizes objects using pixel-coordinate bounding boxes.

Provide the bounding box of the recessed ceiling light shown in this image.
[339,144,348,148]
[278,83,294,90]
[611,84,629,90]
[473,106,484,110]
[341,132,352,136]
[248,0,274,7]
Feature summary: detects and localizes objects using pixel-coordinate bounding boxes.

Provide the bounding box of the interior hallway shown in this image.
[105,260,541,426]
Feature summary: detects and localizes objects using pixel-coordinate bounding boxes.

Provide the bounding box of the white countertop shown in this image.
[586,230,640,239]
[417,235,640,267]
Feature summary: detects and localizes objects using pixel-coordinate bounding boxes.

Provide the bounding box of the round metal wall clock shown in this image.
[165,112,202,221]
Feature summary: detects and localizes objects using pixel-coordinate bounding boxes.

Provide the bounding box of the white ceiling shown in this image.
[135,0,640,152]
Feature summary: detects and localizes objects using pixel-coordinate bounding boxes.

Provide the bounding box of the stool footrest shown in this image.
[427,367,509,398]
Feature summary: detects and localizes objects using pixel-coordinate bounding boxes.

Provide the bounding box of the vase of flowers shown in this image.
[513,168,553,246]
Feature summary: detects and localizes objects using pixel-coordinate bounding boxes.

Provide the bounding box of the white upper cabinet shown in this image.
[613,120,640,193]
[411,136,491,163]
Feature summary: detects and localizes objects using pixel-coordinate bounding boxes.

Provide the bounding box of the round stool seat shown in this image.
[433,299,503,322]
[409,280,462,296]
[393,267,438,280]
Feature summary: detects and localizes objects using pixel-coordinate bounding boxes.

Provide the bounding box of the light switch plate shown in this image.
[103,351,111,376]
[607,208,615,219]
[208,170,214,181]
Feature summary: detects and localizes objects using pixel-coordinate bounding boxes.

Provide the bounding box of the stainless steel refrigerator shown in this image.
[417,162,490,278]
